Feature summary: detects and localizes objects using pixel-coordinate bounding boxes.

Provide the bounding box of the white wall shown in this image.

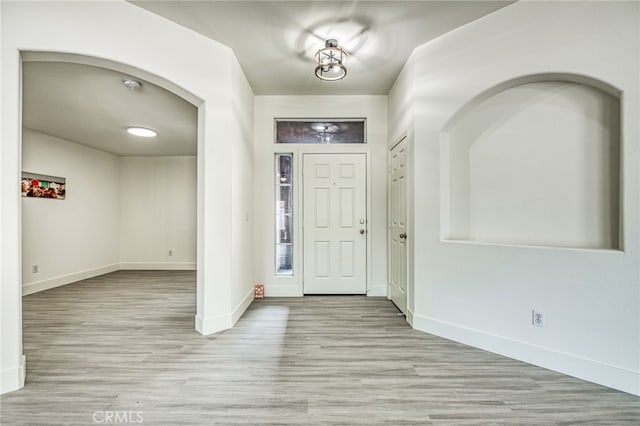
[23,145,197,281]
[230,56,256,322]
[390,1,639,394]
[254,96,387,297]
[22,130,120,295]
[388,56,416,317]
[388,56,414,147]
[120,156,196,270]
[1,0,254,394]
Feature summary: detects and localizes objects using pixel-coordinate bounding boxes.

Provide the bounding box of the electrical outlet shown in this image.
[532,310,545,327]
[168,250,173,256]
[32,264,39,274]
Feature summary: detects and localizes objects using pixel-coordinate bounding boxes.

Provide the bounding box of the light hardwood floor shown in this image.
[2,270,640,425]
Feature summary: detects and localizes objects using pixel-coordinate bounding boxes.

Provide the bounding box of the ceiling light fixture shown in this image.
[315,39,347,81]
[122,78,142,90]
[314,124,341,143]
[317,127,333,143]
[126,127,157,138]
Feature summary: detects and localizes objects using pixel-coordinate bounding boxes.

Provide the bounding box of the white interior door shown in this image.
[303,153,367,294]
[389,138,407,314]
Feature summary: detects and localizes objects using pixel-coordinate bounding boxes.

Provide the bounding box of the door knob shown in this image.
[399,232,407,239]
[360,229,366,235]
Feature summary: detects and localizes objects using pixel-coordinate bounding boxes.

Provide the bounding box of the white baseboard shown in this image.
[120,262,196,270]
[195,288,255,336]
[367,285,387,297]
[195,313,232,336]
[264,285,303,297]
[412,313,640,396]
[1,355,26,394]
[22,263,120,296]
[20,355,25,388]
[22,263,195,296]
[406,309,415,327]
[232,288,254,325]
[265,285,386,297]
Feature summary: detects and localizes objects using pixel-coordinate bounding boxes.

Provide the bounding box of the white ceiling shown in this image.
[22,1,512,156]
[131,0,512,95]
[23,61,198,156]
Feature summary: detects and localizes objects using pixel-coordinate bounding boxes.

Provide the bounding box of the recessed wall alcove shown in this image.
[441,74,622,250]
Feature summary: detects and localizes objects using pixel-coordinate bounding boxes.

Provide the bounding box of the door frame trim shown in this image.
[388,134,409,313]
[269,144,373,296]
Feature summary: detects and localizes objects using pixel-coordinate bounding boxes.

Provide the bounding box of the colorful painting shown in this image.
[21,172,66,199]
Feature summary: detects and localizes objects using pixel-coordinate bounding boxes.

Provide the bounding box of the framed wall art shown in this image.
[21,172,66,200]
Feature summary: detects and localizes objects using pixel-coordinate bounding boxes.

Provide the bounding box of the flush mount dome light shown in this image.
[315,39,347,81]
[126,127,157,138]
[122,78,142,90]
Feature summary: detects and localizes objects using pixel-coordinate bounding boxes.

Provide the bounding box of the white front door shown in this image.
[303,153,367,294]
[389,138,407,314]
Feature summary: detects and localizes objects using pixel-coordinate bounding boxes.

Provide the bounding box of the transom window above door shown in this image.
[274,118,366,144]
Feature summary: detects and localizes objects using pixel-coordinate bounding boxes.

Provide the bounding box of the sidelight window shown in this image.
[275,154,293,276]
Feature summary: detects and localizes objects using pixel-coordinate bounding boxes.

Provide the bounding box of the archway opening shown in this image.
[19,52,202,388]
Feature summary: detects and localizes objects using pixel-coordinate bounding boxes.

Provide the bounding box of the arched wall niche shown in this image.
[440,73,622,250]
